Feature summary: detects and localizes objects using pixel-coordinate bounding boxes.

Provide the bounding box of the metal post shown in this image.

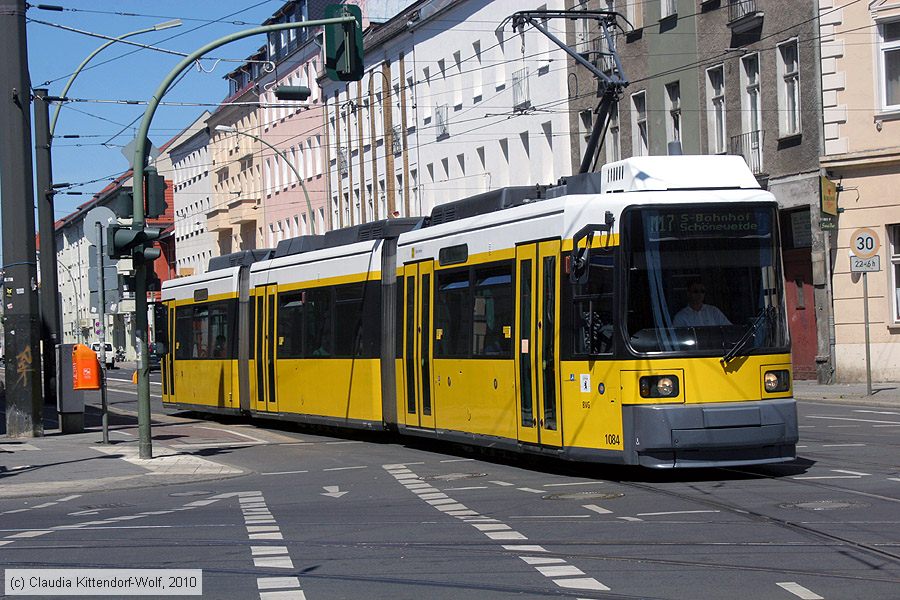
[862,272,872,396]
[1,0,43,437]
[95,223,109,443]
[130,15,356,459]
[34,89,60,408]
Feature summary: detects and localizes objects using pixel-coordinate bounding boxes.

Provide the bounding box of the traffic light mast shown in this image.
[128,9,361,459]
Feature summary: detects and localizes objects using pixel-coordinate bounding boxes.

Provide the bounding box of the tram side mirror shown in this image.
[569,211,615,285]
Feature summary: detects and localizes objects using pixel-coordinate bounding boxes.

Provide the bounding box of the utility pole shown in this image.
[34,89,60,409]
[1,0,44,436]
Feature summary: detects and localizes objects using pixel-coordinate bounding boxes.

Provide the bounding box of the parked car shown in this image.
[90,342,115,369]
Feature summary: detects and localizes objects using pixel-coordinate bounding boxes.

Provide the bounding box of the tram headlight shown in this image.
[764,370,790,393]
[639,375,680,398]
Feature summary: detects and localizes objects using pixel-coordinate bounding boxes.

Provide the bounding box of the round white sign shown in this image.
[851,227,880,259]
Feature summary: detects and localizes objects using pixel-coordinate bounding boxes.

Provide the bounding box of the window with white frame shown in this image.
[626,0,643,30]
[741,53,761,134]
[665,81,681,151]
[661,0,676,19]
[879,20,900,110]
[706,65,726,153]
[777,39,801,136]
[472,41,483,100]
[631,91,648,156]
[891,225,900,323]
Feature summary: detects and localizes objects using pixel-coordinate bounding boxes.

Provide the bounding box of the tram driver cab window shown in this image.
[569,249,615,356]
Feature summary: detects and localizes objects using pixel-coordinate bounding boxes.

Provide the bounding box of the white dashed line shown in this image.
[831,469,871,476]
[517,488,547,494]
[854,410,900,415]
[261,470,309,476]
[793,475,861,480]
[583,504,613,515]
[384,465,610,593]
[776,582,824,599]
[440,458,475,463]
[808,416,900,425]
[636,510,720,517]
[323,466,367,471]
[821,444,866,448]
[543,482,599,488]
[617,516,643,522]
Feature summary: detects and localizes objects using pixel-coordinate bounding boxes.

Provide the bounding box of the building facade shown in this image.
[323,0,573,228]
[819,0,900,382]
[170,111,215,277]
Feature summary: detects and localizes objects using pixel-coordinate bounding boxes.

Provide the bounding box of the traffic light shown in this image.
[275,85,311,101]
[145,166,168,218]
[324,4,363,81]
[107,224,163,261]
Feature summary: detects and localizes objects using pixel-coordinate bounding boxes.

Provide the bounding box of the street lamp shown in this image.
[57,260,83,342]
[215,124,317,235]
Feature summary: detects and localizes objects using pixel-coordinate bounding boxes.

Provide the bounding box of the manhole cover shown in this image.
[543,491,623,501]
[420,473,487,482]
[780,500,866,511]
[169,491,214,497]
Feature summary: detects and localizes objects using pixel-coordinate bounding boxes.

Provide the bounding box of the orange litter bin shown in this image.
[72,343,101,390]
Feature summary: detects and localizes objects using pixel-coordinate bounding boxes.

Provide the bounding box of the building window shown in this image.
[661,0,676,19]
[706,65,726,154]
[631,91,648,156]
[777,39,801,136]
[606,104,620,163]
[626,0,643,31]
[891,225,900,323]
[665,81,681,152]
[879,20,900,110]
[741,53,761,134]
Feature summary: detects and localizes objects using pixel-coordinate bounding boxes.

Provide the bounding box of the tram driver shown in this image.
[672,281,731,328]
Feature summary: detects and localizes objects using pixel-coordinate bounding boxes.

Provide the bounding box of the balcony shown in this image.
[730,130,764,175]
[727,0,763,33]
[228,195,259,226]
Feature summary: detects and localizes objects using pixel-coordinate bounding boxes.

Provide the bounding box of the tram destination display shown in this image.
[646,207,770,239]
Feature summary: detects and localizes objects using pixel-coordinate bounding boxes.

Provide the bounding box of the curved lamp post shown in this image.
[215,124,316,235]
[57,260,83,342]
[49,19,182,137]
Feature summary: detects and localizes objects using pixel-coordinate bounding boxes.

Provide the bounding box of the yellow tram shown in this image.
[160,156,797,468]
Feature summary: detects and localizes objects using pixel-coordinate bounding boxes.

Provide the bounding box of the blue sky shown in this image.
[26,0,290,221]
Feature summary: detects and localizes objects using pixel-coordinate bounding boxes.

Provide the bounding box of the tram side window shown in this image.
[174,309,194,360]
[434,269,471,358]
[360,281,381,358]
[565,249,615,356]
[278,291,305,358]
[335,283,364,357]
[209,302,233,358]
[395,277,404,358]
[472,265,513,357]
[305,287,333,357]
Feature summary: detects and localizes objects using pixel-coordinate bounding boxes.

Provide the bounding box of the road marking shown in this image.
[517,488,547,494]
[440,458,475,463]
[821,444,866,447]
[323,466,367,472]
[776,582,824,599]
[509,515,591,519]
[5,530,52,539]
[793,475,861,480]
[854,410,900,415]
[195,426,269,444]
[887,478,900,482]
[826,425,859,428]
[636,510,720,517]
[321,486,348,498]
[873,424,900,427]
[384,464,610,593]
[808,416,900,425]
[443,486,488,491]
[544,482,598,488]
[324,441,363,445]
[583,504,613,515]
[831,469,871,476]
[617,516,643,522]
[261,470,309,476]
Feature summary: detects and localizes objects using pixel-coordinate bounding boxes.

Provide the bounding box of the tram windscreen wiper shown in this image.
[721,305,775,365]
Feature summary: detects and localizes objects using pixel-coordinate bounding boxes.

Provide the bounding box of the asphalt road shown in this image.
[1,376,898,599]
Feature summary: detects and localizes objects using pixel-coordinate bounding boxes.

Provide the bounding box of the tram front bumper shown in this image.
[624,398,798,469]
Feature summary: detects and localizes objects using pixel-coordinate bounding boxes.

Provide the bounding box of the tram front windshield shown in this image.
[624,204,789,355]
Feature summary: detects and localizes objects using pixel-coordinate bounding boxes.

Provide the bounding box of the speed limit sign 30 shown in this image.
[851,227,880,259]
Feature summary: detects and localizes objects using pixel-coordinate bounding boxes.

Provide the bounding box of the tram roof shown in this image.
[598,155,761,193]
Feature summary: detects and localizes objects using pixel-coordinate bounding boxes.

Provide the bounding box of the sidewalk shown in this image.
[0,405,246,500]
[792,379,900,407]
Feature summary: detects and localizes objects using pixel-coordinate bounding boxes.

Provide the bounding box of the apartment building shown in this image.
[566,0,828,380]
[819,0,900,382]
[170,111,215,277]
[323,0,572,228]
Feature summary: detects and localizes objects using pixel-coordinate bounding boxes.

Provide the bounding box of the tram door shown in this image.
[164,304,175,401]
[402,262,435,430]
[515,241,562,448]
[253,285,278,413]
